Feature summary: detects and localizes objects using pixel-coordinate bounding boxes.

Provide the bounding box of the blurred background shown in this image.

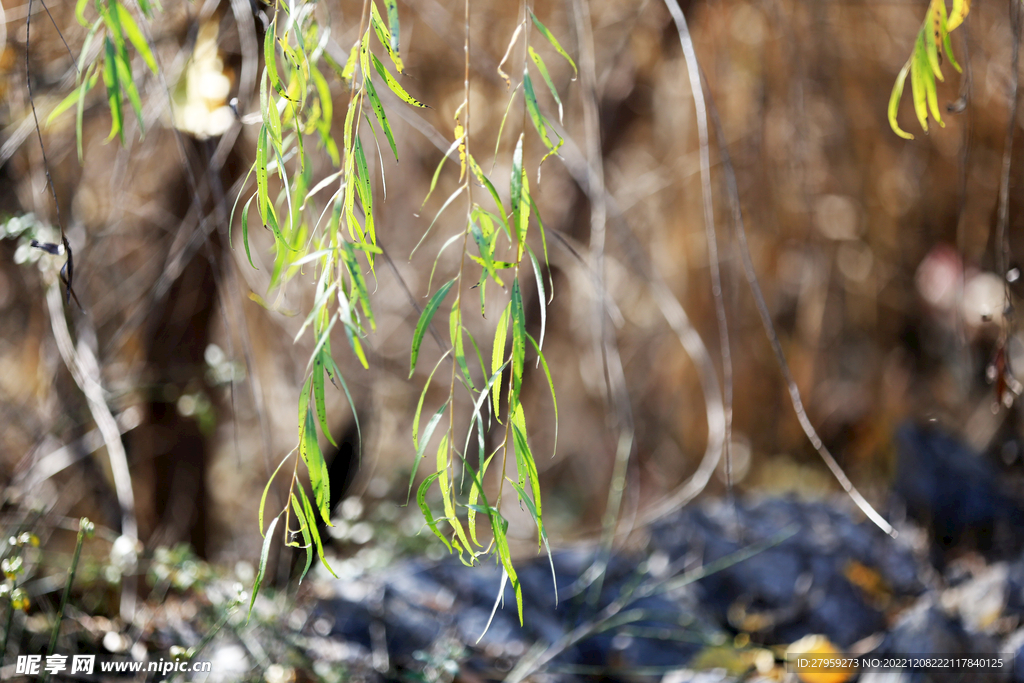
[0,0,1021,572]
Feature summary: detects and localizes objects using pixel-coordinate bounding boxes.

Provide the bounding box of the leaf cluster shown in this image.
[888,0,969,139]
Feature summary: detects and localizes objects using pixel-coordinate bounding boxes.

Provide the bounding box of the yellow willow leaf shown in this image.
[910,32,929,133]
[926,0,943,81]
[947,0,969,31]
[455,123,466,182]
[496,22,524,90]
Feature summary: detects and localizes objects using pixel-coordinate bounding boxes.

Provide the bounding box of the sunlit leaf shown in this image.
[888,60,914,140]
[489,510,523,624]
[371,54,427,108]
[371,0,404,73]
[529,11,577,80]
[948,0,969,31]
[528,46,564,123]
[116,3,157,74]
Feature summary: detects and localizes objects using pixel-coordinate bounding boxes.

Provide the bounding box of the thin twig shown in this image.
[996,0,1020,339]
[571,0,637,611]
[701,75,896,538]
[45,284,141,616]
[661,0,734,502]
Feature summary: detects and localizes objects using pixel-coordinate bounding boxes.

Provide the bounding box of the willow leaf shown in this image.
[371,54,427,107]
[529,10,577,79]
[410,278,456,377]
[248,515,279,622]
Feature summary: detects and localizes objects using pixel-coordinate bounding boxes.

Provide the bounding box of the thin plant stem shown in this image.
[41,518,90,683]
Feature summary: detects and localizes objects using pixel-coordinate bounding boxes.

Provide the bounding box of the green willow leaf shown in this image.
[508,479,557,605]
[102,36,123,143]
[450,306,474,389]
[510,135,525,258]
[410,278,456,377]
[371,54,428,108]
[888,60,914,140]
[298,483,337,577]
[371,0,404,73]
[510,279,526,402]
[385,0,401,61]
[528,46,564,123]
[417,471,452,551]
[910,31,930,133]
[290,493,314,582]
[313,350,337,447]
[116,3,157,74]
[114,50,144,130]
[265,27,286,96]
[469,156,510,235]
[76,0,89,26]
[412,350,451,453]
[76,67,99,160]
[407,399,449,503]
[258,451,292,536]
[489,510,523,625]
[491,302,510,419]
[511,418,543,547]
[527,333,558,458]
[523,70,554,151]
[248,515,279,622]
[529,10,577,80]
[366,77,398,162]
[353,136,375,243]
[240,192,259,269]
